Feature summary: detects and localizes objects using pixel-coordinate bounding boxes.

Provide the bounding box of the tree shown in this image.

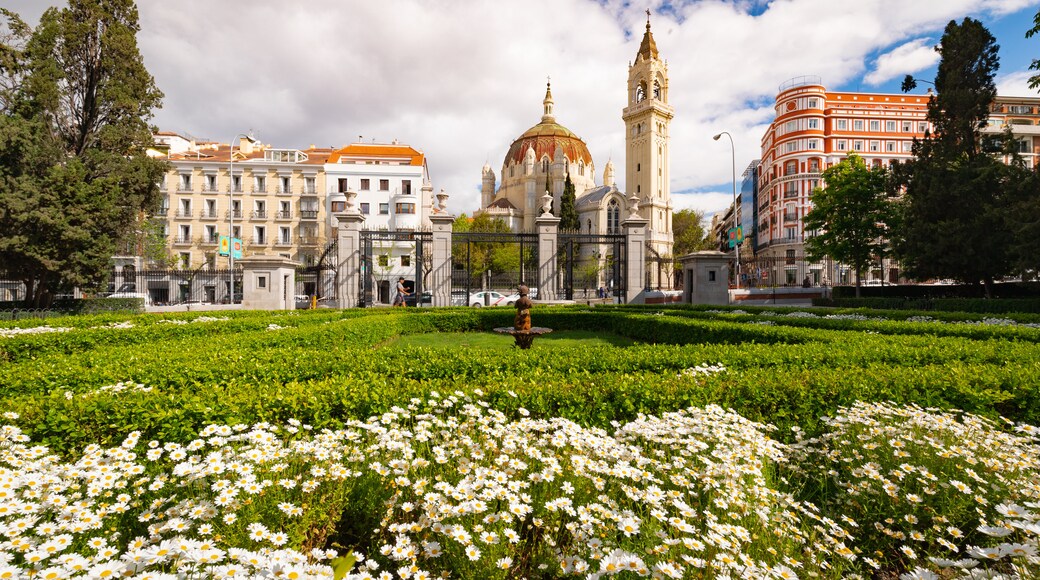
[1027,8,1040,91]
[0,0,166,306]
[802,154,892,297]
[893,18,1013,297]
[671,209,712,256]
[558,171,579,231]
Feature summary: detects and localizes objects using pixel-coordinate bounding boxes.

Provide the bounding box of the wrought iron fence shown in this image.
[558,232,626,300]
[450,232,539,304]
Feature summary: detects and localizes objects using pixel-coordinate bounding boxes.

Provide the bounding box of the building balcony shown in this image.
[199,209,219,220]
[783,214,799,223]
[250,211,268,220]
[301,186,317,195]
[783,190,799,199]
[274,210,293,221]
[250,186,267,195]
[155,206,170,217]
[251,237,267,246]
[274,238,294,247]
[173,236,193,246]
[299,210,319,220]
[298,236,320,246]
[226,209,243,220]
[228,185,243,193]
[199,235,220,246]
[202,184,221,193]
[174,209,194,219]
[176,183,193,194]
[276,185,294,196]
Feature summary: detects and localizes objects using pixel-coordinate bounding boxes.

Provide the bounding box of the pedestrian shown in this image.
[802,275,811,288]
[394,277,409,307]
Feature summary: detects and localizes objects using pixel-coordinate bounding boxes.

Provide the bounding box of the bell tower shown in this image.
[622,11,674,259]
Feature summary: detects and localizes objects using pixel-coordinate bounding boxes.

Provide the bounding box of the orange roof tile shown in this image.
[328,143,425,166]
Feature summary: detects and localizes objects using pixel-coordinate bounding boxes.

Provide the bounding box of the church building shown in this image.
[477,15,674,261]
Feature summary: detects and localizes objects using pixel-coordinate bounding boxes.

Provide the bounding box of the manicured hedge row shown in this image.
[814,296,1040,313]
[830,281,1040,299]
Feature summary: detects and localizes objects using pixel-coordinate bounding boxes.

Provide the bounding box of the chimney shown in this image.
[239,136,254,155]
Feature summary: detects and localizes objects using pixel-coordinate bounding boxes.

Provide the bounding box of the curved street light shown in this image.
[229,133,258,304]
[713,131,740,289]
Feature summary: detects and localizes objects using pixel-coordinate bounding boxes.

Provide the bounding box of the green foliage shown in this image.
[0,0,166,306]
[1028,8,1040,91]
[671,208,711,256]
[892,18,1027,296]
[558,171,579,231]
[803,153,892,295]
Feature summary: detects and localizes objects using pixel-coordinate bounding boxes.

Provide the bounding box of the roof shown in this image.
[488,197,518,210]
[328,143,425,166]
[576,185,623,208]
[167,144,333,165]
[637,19,658,61]
[504,120,593,166]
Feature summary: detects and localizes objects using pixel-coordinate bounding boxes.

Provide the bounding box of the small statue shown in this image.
[513,284,533,332]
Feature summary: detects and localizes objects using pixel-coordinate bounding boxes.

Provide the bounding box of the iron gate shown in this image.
[296,240,338,305]
[359,230,434,307]
[451,232,538,305]
[558,232,626,301]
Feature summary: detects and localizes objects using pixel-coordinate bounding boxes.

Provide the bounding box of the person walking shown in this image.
[391,278,407,309]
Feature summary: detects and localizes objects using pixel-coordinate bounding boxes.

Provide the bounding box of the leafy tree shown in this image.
[671,208,712,256]
[558,171,579,231]
[0,0,166,306]
[1028,8,1040,91]
[893,18,1013,297]
[802,154,892,297]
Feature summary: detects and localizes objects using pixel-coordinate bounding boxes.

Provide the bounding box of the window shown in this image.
[578,161,584,176]
[257,276,267,289]
[179,174,192,190]
[304,177,315,193]
[886,142,896,152]
[886,121,896,132]
[206,175,217,191]
[635,82,645,102]
[869,141,879,152]
[785,142,797,153]
[1018,138,1031,154]
[607,199,620,234]
[360,179,370,190]
[231,175,241,192]
[401,255,410,267]
[807,98,818,108]
[918,122,928,133]
[254,226,266,245]
[254,176,266,193]
[542,158,549,173]
[379,203,389,214]
[279,227,291,244]
[808,119,819,129]
[1009,105,1033,114]
[360,202,370,214]
[902,141,913,153]
[180,199,191,216]
[178,224,191,242]
[903,121,912,132]
[205,225,217,243]
[379,179,389,191]
[853,119,864,131]
[331,201,345,213]
[232,226,240,239]
[785,120,797,133]
[402,180,411,195]
[395,203,415,214]
[809,159,820,172]
[280,176,291,194]
[205,199,216,217]
[279,201,291,217]
[837,140,847,151]
[180,253,191,269]
[785,161,797,175]
[869,120,880,131]
[836,119,848,130]
[637,163,641,172]
[653,80,661,100]
[708,270,716,282]
[854,140,863,151]
[807,139,818,150]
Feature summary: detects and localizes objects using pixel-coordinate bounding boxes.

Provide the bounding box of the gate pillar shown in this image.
[535,214,561,301]
[429,213,455,307]
[335,211,365,308]
[622,211,649,305]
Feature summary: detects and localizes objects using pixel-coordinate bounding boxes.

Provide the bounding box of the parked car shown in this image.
[404,291,433,307]
[468,291,512,307]
[107,285,152,306]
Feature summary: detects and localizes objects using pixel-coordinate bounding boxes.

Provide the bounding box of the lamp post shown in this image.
[228,133,257,304]
[713,131,739,289]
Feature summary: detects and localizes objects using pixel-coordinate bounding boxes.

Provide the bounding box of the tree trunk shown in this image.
[983,277,994,299]
[855,269,862,298]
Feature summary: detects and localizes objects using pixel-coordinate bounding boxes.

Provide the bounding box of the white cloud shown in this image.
[8,0,1036,216]
[864,38,940,86]
[996,70,1038,96]
[671,192,736,216]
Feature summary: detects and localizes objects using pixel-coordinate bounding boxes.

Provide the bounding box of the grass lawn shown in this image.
[386,329,639,349]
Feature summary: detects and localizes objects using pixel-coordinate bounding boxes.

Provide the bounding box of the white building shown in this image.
[325,141,435,303]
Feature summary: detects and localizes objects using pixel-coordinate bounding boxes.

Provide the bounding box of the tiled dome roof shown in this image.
[504,121,593,167]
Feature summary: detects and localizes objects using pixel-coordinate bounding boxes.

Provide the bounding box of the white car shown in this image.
[107,291,152,306]
[468,291,511,307]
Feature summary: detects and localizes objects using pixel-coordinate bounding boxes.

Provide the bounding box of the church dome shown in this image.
[503,81,593,167]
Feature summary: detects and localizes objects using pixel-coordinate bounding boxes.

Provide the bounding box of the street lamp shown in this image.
[228,133,258,304]
[713,131,740,289]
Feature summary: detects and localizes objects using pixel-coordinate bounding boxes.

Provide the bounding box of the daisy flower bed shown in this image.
[1,306,1038,578]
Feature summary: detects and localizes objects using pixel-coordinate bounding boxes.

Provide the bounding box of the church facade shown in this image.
[477,16,674,260]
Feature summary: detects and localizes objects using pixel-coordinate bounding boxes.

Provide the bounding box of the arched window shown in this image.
[578,160,584,176]
[607,199,620,234]
[653,80,661,100]
[636,82,646,102]
[541,158,549,173]
[587,219,592,233]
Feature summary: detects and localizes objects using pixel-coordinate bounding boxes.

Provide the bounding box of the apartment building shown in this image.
[155,135,332,269]
[753,77,1040,281]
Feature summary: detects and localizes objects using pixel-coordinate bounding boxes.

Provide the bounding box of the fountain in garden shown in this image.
[494,284,551,349]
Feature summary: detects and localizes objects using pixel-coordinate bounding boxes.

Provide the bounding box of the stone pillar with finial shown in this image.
[334,189,365,308]
[622,192,649,304]
[535,189,560,301]
[428,188,455,307]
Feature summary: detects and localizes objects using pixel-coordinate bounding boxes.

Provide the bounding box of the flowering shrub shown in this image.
[788,402,1040,578]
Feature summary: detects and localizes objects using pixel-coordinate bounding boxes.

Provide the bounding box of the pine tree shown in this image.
[559,171,579,231]
[0,0,166,306]
[892,18,1021,297]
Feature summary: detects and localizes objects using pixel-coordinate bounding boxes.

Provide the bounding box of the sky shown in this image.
[6,0,1040,220]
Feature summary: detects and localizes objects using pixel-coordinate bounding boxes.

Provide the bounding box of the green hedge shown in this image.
[814,296,1040,313]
